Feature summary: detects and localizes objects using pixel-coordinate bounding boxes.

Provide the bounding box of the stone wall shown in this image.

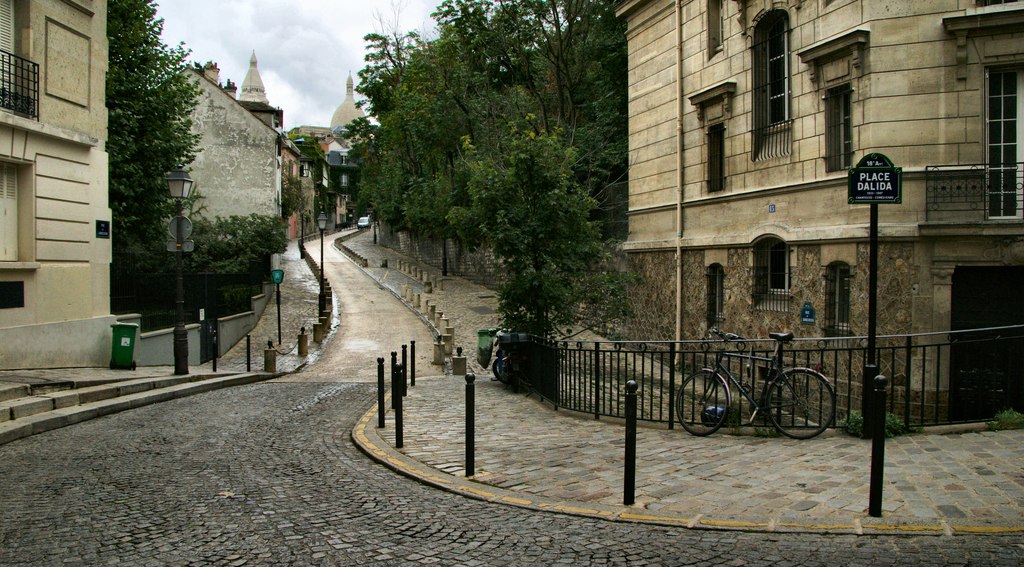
[377,225,499,287]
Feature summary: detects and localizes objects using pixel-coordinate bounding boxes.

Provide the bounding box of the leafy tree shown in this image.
[187,215,288,274]
[107,0,201,252]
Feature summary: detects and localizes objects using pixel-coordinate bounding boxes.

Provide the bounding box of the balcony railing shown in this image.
[925,162,1023,222]
[0,49,38,119]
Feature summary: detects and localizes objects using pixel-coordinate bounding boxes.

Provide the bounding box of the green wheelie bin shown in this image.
[477,328,498,367]
[110,322,139,370]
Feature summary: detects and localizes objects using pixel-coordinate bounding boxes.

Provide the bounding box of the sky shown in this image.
[155,0,441,129]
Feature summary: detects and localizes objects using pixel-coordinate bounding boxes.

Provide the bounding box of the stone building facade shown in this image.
[0,0,112,369]
[616,0,1024,342]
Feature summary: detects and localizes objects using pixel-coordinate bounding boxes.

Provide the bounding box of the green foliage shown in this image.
[987,408,1024,431]
[280,173,305,220]
[187,215,287,274]
[107,0,201,251]
[842,410,913,438]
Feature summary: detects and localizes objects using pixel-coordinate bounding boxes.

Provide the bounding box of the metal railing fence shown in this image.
[0,49,38,119]
[521,325,1024,430]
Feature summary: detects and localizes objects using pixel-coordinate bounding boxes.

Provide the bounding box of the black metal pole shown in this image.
[377,357,386,429]
[624,380,638,505]
[173,200,188,375]
[862,203,879,435]
[394,362,404,449]
[869,374,889,517]
[246,334,251,372]
[318,226,326,314]
[211,324,217,372]
[391,351,398,410]
[465,372,475,477]
[276,282,282,345]
[410,340,416,387]
[299,214,305,259]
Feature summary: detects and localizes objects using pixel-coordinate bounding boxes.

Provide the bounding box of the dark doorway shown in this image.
[949,266,1024,420]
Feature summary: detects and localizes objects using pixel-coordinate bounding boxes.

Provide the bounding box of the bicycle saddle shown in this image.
[769,332,794,342]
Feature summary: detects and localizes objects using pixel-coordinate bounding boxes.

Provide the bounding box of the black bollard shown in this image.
[246,334,251,372]
[410,340,416,387]
[393,362,404,449]
[211,325,218,373]
[869,374,889,517]
[402,344,408,397]
[466,373,475,477]
[377,357,386,429]
[624,380,638,505]
[390,351,398,410]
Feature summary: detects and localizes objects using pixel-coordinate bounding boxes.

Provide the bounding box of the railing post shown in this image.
[624,380,638,505]
[668,342,676,430]
[593,342,601,420]
[465,372,475,477]
[869,374,889,517]
[377,357,386,429]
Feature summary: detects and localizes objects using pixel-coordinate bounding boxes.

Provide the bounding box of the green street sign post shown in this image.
[848,152,901,518]
[271,269,284,344]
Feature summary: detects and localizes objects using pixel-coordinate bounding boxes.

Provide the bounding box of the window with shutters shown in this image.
[0,162,18,261]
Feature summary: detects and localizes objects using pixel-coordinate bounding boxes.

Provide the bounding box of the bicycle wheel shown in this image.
[764,368,836,439]
[676,369,730,436]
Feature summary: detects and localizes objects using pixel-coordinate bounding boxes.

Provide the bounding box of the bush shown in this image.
[842,410,912,438]
[188,214,287,274]
[987,409,1024,431]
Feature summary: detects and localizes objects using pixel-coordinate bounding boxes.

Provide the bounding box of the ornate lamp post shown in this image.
[317,211,328,314]
[167,168,194,375]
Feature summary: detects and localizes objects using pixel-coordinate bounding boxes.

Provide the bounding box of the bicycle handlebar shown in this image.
[708,327,744,342]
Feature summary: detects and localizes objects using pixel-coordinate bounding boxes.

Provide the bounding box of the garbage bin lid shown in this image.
[478,328,498,334]
[111,322,140,328]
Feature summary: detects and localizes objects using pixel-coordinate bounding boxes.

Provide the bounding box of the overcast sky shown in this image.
[155,0,440,129]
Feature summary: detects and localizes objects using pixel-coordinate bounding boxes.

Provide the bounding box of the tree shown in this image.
[107,0,201,252]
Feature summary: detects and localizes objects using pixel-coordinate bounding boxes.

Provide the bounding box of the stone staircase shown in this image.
[0,372,272,446]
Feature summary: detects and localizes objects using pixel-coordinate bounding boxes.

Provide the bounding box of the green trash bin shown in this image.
[477,328,498,367]
[110,322,139,370]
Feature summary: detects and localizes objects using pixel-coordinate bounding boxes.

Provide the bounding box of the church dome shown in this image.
[330,73,365,130]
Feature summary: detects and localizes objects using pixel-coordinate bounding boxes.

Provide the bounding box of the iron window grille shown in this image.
[751,10,791,161]
[706,263,725,329]
[0,49,38,119]
[825,84,852,172]
[752,237,790,311]
[708,123,726,192]
[824,262,852,336]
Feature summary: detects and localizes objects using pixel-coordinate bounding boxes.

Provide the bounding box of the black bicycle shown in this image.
[675,328,836,439]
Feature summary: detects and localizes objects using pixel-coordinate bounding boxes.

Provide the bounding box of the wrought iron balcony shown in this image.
[0,49,38,120]
[925,162,1023,223]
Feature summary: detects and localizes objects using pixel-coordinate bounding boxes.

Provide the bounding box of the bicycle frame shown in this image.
[710,348,783,425]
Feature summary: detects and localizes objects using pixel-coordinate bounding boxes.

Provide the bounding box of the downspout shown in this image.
[674,0,685,342]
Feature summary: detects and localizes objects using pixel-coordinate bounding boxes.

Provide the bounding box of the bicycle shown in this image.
[675,328,836,439]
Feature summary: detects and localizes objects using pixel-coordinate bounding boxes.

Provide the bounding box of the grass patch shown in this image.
[841,410,914,438]
[987,409,1024,431]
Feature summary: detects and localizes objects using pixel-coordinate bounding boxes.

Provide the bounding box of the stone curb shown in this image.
[351,397,1024,537]
[0,372,278,446]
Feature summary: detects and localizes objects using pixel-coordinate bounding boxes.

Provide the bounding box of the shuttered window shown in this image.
[0,162,17,261]
[0,0,12,54]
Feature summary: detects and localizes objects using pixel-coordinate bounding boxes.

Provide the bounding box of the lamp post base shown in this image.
[173,326,189,375]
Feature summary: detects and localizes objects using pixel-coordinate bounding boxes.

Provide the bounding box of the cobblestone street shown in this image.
[2,382,1022,566]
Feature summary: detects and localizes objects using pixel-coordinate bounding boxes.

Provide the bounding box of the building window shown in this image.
[825,84,852,172]
[987,69,1023,219]
[340,172,349,187]
[708,123,725,192]
[752,10,791,161]
[708,0,724,56]
[752,237,790,311]
[824,262,852,336]
[0,162,18,261]
[706,263,725,329]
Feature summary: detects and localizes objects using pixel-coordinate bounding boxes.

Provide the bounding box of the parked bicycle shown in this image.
[675,328,836,439]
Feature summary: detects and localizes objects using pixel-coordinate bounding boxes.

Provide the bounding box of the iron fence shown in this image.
[0,49,38,119]
[925,162,1024,222]
[520,325,1024,430]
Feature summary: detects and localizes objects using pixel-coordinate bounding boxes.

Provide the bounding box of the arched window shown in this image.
[753,237,789,311]
[706,263,725,329]
[825,262,852,336]
[751,10,791,160]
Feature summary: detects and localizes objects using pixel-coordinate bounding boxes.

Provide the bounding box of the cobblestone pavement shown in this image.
[2,383,1022,566]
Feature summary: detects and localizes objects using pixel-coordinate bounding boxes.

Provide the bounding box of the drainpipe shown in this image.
[675,0,685,342]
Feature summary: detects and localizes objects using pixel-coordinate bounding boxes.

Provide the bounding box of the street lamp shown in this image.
[317,211,328,314]
[167,168,194,375]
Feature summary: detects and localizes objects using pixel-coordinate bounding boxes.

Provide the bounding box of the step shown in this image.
[0,396,55,421]
[0,375,75,396]
[0,383,30,403]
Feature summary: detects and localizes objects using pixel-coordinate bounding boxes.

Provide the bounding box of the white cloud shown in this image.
[155,0,439,128]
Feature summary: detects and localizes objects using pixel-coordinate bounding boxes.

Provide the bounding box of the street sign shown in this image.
[168,216,193,240]
[848,153,902,204]
[271,269,284,284]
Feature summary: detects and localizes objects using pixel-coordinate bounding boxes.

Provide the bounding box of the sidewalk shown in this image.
[340,229,1024,536]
